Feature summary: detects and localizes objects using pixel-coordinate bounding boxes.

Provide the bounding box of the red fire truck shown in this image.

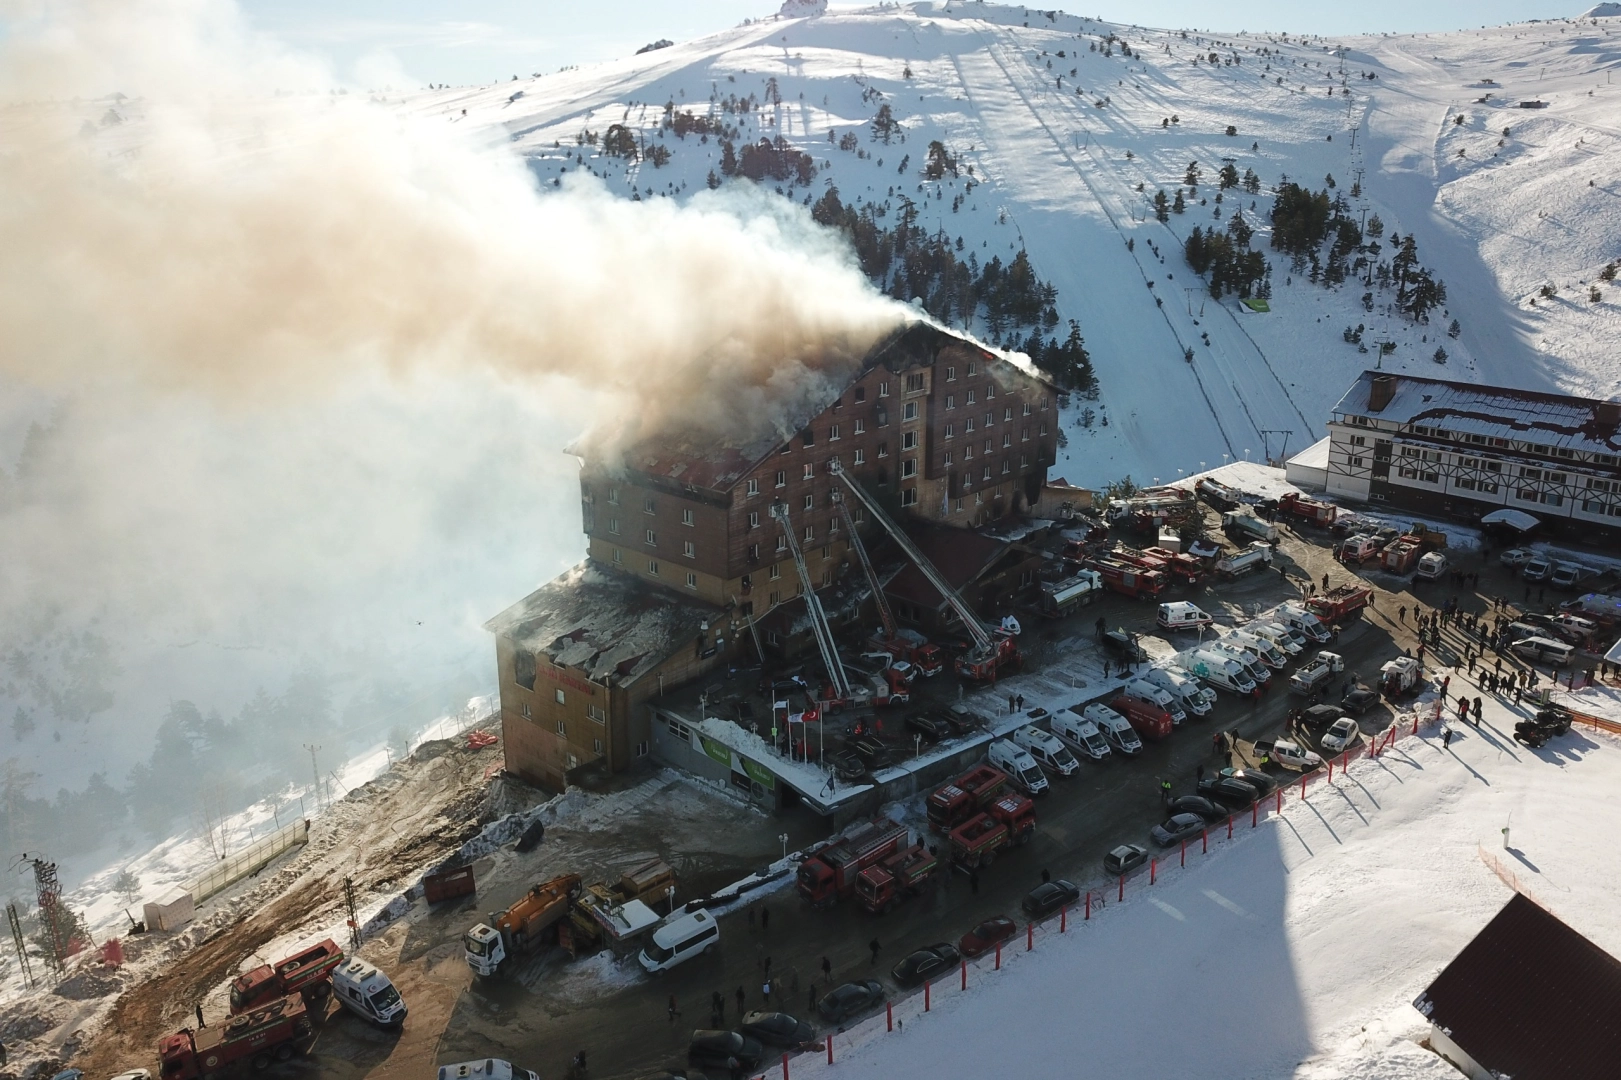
[160,995,311,1080]
[230,938,344,1015]
[1306,585,1372,623]
[796,818,909,907]
[947,794,1036,869]
[854,845,940,914]
[925,764,1010,834]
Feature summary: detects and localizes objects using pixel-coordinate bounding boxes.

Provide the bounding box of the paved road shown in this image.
[423,530,1411,1080]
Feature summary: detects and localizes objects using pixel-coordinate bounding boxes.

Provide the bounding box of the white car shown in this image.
[1265,739,1322,770]
[1498,547,1535,569]
[1319,718,1360,754]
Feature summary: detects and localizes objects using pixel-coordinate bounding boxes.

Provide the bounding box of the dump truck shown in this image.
[796,818,909,908]
[1216,541,1273,578]
[229,938,344,1015]
[160,995,311,1080]
[1405,523,1448,552]
[1278,492,1337,527]
[947,794,1036,870]
[1306,585,1372,623]
[854,844,940,914]
[926,764,1010,834]
[464,873,583,976]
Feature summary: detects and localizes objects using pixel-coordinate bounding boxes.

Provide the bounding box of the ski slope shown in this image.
[402,4,1621,489]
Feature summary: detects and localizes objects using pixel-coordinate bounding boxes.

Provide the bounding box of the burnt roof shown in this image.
[886,524,1015,610]
[1413,893,1621,1078]
[611,321,1054,494]
[483,561,722,687]
[1333,370,1621,455]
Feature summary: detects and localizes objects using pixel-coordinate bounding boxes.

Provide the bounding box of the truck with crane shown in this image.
[830,462,1019,682]
[463,873,583,977]
[770,501,860,711]
[159,994,312,1080]
[834,496,947,677]
[796,817,910,908]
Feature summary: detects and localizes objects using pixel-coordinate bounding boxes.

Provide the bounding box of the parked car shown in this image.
[890,944,960,988]
[1253,739,1321,770]
[1499,547,1535,569]
[1297,703,1348,733]
[1550,564,1588,590]
[1197,776,1259,810]
[1101,629,1149,665]
[904,713,948,743]
[1103,844,1148,875]
[849,736,894,769]
[739,1012,816,1050]
[1340,686,1379,715]
[959,916,1018,959]
[829,751,867,782]
[1521,558,1552,582]
[1547,613,1598,645]
[687,1031,765,1071]
[1221,767,1280,796]
[816,981,885,1024]
[1166,795,1227,822]
[1319,717,1361,753]
[1021,879,1081,918]
[1150,813,1206,847]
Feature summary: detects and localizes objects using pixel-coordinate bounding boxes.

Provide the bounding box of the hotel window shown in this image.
[521,703,531,718]
[905,373,925,393]
[946,365,957,381]
[681,509,694,526]
[946,395,956,410]
[902,431,918,450]
[803,525,814,542]
[900,488,918,506]
[1001,460,1012,475]
[648,559,659,575]
[1003,433,1013,448]
[1005,407,1014,422]
[556,719,566,735]
[985,439,994,454]
[967,361,977,375]
[1039,421,1049,437]
[829,424,841,441]
[854,448,866,465]
[944,424,955,439]
[776,536,787,552]
[685,572,698,588]
[802,429,814,448]
[644,497,656,514]
[746,478,759,496]
[608,517,620,535]
[593,738,603,753]
[607,488,620,505]
[611,548,622,564]
[683,540,696,558]
[1039,395,1048,410]
[854,387,867,402]
[877,442,889,458]
[749,511,759,528]
[965,418,976,433]
[770,564,782,579]
[775,470,787,488]
[982,465,992,481]
[803,463,815,480]
[803,493,814,510]
[1022,402,1032,417]
[554,688,566,704]
[645,529,657,545]
[964,444,974,459]
[966,389,977,405]
[588,704,605,723]
[902,459,918,478]
[943,451,954,466]
[854,419,866,435]
[903,402,918,421]
[879,381,890,397]
[986,383,996,399]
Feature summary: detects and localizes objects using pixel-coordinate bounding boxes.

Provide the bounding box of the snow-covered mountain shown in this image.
[404,2,1621,486]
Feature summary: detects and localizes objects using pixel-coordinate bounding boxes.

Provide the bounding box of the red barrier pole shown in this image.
[783,1054,790,1080]
[826,1035,833,1064]
[1084,892,1091,920]
[1180,838,1186,867]
[1027,922,1034,951]
[1252,800,1258,828]
[1342,749,1349,774]
[1227,815,1234,839]
[924,980,930,1011]
[1327,758,1332,782]
[1061,906,1067,932]
[1300,775,1307,800]
[961,959,967,990]
[1276,788,1283,814]
[886,1002,893,1031]
[1202,828,1208,853]
[1118,875,1124,901]
[1151,857,1157,884]
[1412,713,1419,737]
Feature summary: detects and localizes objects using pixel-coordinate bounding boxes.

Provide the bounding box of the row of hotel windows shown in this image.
[1347,417,1620,467]
[605,544,835,586]
[1395,468,1621,514]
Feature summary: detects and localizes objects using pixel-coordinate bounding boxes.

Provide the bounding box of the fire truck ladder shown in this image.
[769,501,851,701]
[833,493,897,640]
[828,462,996,663]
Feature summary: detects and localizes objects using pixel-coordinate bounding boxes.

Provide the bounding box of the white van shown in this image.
[1049,708,1111,760]
[1082,704,1142,756]
[1224,630,1288,670]
[1414,551,1448,581]
[438,1063,539,1080]
[1510,636,1574,667]
[1011,725,1079,777]
[988,738,1050,794]
[1123,679,1187,725]
[331,957,407,1027]
[1144,666,1215,717]
[1156,601,1213,632]
[1180,650,1257,696]
[1277,604,1332,644]
[1247,622,1302,657]
[638,908,719,975]
[1206,641,1272,686]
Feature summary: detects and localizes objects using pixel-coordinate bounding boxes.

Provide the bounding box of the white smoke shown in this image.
[0,0,903,813]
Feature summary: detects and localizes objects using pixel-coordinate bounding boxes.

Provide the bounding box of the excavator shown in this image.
[829,463,1019,682]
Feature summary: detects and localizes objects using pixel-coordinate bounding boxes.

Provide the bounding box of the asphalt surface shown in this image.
[423,525,1427,1080]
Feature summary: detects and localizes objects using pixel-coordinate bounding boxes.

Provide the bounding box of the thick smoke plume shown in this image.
[0,0,902,853]
[0,0,903,452]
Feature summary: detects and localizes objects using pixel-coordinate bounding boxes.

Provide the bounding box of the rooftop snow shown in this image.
[1333,370,1621,455]
[484,561,722,686]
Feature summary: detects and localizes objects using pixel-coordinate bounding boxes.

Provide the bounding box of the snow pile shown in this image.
[1581,4,1621,17]
[779,0,828,16]
[790,692,1621,1080]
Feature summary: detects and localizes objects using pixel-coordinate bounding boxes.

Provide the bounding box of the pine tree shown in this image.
[1154,189,1169,222]
[1173,190,1186,214]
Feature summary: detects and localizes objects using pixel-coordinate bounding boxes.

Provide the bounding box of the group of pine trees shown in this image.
[719,136,818,184]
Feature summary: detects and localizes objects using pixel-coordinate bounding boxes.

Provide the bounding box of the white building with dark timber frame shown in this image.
[1324,370,1621,543]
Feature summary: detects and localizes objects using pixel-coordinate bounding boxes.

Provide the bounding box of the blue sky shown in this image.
[237,1,1576,87]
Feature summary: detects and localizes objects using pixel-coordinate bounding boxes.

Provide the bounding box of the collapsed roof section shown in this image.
[483,560,723,687]
[609,320,1053,495]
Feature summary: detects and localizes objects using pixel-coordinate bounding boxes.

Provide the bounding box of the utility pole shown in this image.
[305,744,322,812]
[7,901,34,988]
[343,876,362,950]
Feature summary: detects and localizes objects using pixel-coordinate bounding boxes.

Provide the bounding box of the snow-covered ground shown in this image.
[786,681,1621,1080]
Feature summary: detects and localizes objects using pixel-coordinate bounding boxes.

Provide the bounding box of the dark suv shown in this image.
[688,1031,765,1071]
